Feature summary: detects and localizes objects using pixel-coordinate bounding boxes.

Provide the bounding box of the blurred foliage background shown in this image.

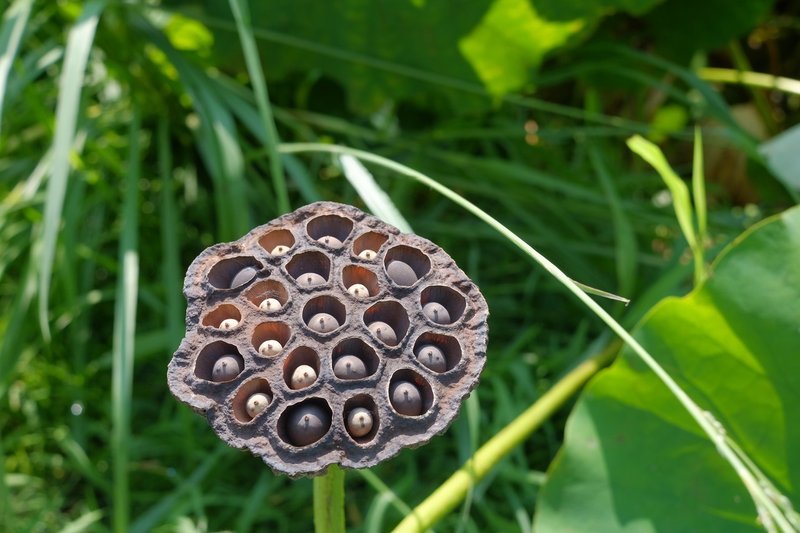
[1,0,798,531]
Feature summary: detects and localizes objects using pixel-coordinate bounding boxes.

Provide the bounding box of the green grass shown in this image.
[1,1,797,531]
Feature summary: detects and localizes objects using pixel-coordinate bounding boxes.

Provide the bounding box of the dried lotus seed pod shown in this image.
[346,408,373,437]
[259,298,281,311]
[167,201,489,477]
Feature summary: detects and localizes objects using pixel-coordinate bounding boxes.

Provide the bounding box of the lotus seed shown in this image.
[358,249,376,260]
[246,393,270,418]
[390,380,423,416]
[333,355,368,380]
[286,404,329,446]
[386,260,417,286]
[317,235,343,248]
[219,318,239,330]
[229,266,257,288]
[308,312,340,333]
[297,272,326,287]
[346,407,374,438]
[291,364,317,389]
[270,245,290,256]
[416,344,447,372]
[211,356,241,382]
[259,340,283,357]
[368,321,397,345]
[259,297,282,311]
[423,302,451,324]
[347,283,369,299]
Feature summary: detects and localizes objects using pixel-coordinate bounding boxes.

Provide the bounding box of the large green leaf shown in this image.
[535,206,800,531]
[167,0,664,111]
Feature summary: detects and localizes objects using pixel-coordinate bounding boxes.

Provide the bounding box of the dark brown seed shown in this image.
[415,344,447,372]
[229,266,256,288]
[297,272,326,287]
[333,355,367,380]
[390,380,422,416]
[386,260,417,286]
[309,312,340,333]
[211,356,241,382]
[422,302,451,324]
[368,321,397,345]
[286,404,330,446]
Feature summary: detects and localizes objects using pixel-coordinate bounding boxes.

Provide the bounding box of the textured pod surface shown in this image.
[167,201,489,476]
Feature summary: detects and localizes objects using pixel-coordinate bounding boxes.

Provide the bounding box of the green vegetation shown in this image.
[1,0,798,531]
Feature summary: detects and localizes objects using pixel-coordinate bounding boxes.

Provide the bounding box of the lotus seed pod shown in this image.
[346,407,373,437]
[270,245,290,256]
[386,260,417,286]
[219,318,239,330]
[368,321,397,345]
[246,393,270,418]
[347,283,369,299]
[317,235,343,248]
[390,380,422,416]
[422,302,451,324]
[416,345,447,373]
[230,266,257,288]
[286,404,330,446]
[259,340,283,357]
[309,312,340,333]
[297,272,326,287]
[291,364,317,389]
[259,298,282,312]
[211,356,241,382]
[333,355,368,380]
[358,249,376,260]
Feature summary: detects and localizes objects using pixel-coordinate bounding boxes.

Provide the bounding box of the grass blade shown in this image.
[0,0,33,135]
[37,0,106,340]
[228,0,290,214]
[339,154,412,233]
[692,127,707,246]
[111,108,141,533]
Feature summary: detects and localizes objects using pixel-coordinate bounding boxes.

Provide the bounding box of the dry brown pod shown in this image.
[167,201,489,476]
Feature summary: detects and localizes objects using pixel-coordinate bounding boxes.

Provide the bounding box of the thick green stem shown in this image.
[314,465,346,533]
[393,344,618,533]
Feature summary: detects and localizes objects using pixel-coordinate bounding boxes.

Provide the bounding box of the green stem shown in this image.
[393,344,618,533]
[697,67,800,97]
[314,465,346,533]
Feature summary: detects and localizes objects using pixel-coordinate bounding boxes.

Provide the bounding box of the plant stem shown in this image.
[313,465,346,533]
[698,67,800,96]
[393,343,618,533]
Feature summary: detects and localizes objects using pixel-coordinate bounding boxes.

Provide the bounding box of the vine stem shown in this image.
[313,465,345,533]
[278,143,794,532]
